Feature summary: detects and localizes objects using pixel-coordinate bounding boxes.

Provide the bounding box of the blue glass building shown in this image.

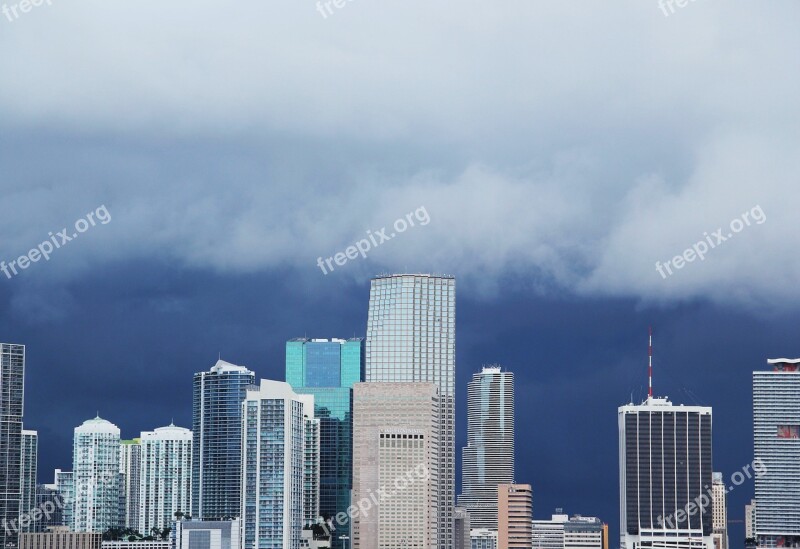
[285,338,364,548]
[192,359,255,521]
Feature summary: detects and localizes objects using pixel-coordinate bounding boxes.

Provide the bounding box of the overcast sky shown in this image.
[2,1,799,546]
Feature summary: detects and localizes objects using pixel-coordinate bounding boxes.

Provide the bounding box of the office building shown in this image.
[458,366,514,530]
[352,382,440,549]
[173,519,241,549]
[498,484,531,549]
[19,528,102,549]
[20,430,38,532]
[365,273,456,549]
[1,343,25,548]
[119,440,141,530]
[745,500,756,540]
[564,516,604,549]
[618,395,713,549]
[754,359,800,548]
[532,513,569,549]
[531,513,605,549]
[192,359,255,521]
[241,380,317,549]
[72,417,121,532]
[711,473,728,549]
[139,425,192,533]
[470,529,497,549]
[286,337,364,547]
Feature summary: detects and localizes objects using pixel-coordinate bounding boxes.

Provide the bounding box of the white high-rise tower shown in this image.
[457,366,514,530]
[72,417,121,532]
[139,424,192,533]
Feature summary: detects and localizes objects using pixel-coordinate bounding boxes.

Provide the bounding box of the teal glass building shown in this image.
[285,338,364,548]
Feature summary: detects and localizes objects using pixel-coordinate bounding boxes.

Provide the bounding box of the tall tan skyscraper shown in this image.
[366,274,455,549]
[711,472,728,549]
[498,484,532,549]
[352,382,440,549]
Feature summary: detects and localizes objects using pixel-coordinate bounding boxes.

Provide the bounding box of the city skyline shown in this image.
[1,286,788,544]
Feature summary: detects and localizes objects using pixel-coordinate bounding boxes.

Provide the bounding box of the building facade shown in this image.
[454,507,470,549]
[72,417,122,532]
[458,366,514,530]
[33,485,64,532]
[19,528,102,549]
[1,343,25,548]
[470,529,497,549]
[119,440,141,530]
[139,425,192,533]
[240,380,317,549]
[53,471,73,529]
[745,500,756,541]
[498,484,531,549]
[20,430,38,532]
[618,397,713,549]
[711,473,728,549]
[754,359,800,548]
[285,337,364,547]
[352,382,440,549]
[365,274,455,549]
[173,519,241,549]
[192,360,255,521]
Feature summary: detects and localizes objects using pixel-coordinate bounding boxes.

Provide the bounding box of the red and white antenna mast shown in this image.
[648,326,653,399]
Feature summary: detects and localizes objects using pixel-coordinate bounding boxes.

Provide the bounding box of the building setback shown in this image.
[352,382,440,549]
[366,274,456,549]
[192,360,254,521]
[753,359,800,547]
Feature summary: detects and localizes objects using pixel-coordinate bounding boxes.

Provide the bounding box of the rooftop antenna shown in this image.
[648,326,653,399]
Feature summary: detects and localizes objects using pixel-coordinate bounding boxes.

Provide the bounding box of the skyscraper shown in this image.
[618,396,713,549]
[33,484,63,532]
[753,358,800,547]
[711,473,727,549]
[72,417,122,532]
[0,343,25,548]
[365,273,455,549]
[19,430,38,532]
[458,366,514,530]
[139,424,192,533]
[285,337,364,547]
[498,484,532,549]
[240,380,316,549]
[192,359,255,521]
[352,382,440,549]
[119,439,141,530]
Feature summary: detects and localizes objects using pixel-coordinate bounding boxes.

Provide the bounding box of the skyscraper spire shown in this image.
[648,326,653,399]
